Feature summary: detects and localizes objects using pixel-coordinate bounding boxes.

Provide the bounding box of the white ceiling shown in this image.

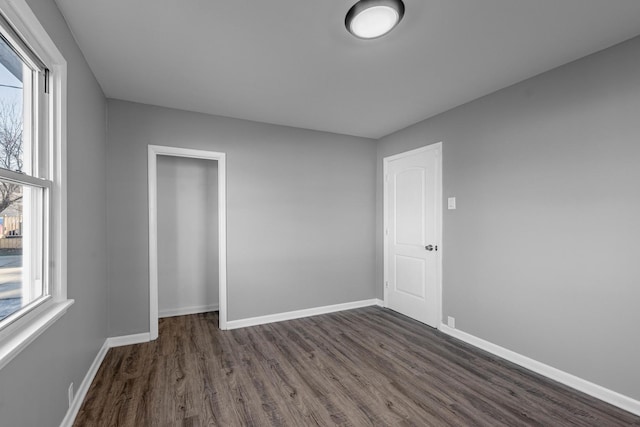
[54,0,640,138]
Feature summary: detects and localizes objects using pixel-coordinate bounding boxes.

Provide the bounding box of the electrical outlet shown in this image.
[447,316,455,328]
[68,382,74,408]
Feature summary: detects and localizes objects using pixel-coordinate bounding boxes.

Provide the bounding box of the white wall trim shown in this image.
[105,332,151,348]
[148,145,228,336]
[60,331,153,426]
[59,340,109,427]
[226,299,383,330]
[60,301,383,426]
[383,143,443,327]
[0,300,73,371]
[0,0,71,372]
[159,304,219,319]
[60,308,639,427]
[1,0,68,301]
[439,324,640,417]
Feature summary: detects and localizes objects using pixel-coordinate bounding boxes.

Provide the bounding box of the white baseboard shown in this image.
[60,298,384,426]
[226,298,384,330]
[159,303,219,318]
[60,331,152,426]
[438,324,640,417]
[59,340,110,427]
[105,332,151,348]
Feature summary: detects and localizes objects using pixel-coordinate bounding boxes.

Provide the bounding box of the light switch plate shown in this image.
[448,197,456,210]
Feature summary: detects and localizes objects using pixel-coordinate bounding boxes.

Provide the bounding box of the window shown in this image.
[0,0,69,369]
[0,17,49,327]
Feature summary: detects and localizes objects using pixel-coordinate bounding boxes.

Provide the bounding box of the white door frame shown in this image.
[148,145,228,338]
[383,143,443,326]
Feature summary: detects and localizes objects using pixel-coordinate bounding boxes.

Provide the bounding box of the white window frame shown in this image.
[0,0,69,371]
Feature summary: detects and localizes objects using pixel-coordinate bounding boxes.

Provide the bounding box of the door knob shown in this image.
[425,245,435,251]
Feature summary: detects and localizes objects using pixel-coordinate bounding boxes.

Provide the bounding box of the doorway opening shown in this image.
[148,145,227,338]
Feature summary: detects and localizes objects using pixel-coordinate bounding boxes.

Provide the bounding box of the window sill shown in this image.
[0,299,74,371]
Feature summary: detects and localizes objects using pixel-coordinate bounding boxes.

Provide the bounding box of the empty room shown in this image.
[0,0,639,426]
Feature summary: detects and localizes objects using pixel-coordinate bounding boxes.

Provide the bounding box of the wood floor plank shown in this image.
[74,307,640,426]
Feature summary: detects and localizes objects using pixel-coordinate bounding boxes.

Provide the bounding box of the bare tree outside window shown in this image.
[0,99,23,215]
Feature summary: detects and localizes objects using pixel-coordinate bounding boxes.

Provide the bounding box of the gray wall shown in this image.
[377,36,640,400]
[157,156,219,315]
[0,0,107,425]
[106,100,376,335]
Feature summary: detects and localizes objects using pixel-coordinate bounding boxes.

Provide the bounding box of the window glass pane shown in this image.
[0,181,44,323]
[0,34,27,174]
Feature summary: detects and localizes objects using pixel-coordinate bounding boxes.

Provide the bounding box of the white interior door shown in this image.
[384,144,441,327]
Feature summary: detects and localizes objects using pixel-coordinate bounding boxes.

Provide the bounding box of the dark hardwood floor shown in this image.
[74,307,640,426]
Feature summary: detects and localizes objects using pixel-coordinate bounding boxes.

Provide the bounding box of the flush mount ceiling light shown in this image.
[345,0,405,39]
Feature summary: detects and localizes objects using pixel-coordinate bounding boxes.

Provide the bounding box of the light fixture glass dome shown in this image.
[346,0,405,39]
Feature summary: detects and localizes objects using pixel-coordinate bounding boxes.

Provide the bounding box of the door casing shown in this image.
[148,145,228,338]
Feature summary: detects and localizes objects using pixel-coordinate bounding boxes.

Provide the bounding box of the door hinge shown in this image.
[385,281,388,288]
